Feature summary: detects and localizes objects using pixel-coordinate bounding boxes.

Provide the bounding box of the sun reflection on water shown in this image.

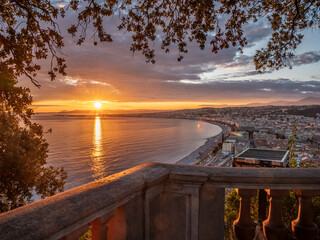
[90,116,105,180]
[196,121,205,133]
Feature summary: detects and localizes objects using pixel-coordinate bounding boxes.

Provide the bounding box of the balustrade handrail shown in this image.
[0,162,319,240]
[165,164,320,189]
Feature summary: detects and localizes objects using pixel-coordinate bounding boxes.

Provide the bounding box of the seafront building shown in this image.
[233,148,289,168]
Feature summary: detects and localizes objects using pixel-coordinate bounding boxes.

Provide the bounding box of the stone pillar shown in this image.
[199,184,225,240]
[233,189,256,240]
[148,181,202,240]
[91,210,116,240]
[292,190,319,240]
[263,189,288,240]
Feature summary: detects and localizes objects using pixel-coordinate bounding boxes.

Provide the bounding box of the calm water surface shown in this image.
[33,115,221,190]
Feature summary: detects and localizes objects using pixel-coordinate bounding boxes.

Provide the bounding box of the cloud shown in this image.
[292,51,320,66]
[311,75,320,80]
[218,50,320,79]
[223,55,253,69]
[148,79,320,102]
[244,21,273,44]
[17,13,319,106]
[32,105,65,107]
[232,70,273,77]
[26,63,320,104]
[34,12,277,83]
[224,51,320,71]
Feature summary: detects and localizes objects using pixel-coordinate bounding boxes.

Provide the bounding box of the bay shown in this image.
[33,115,222,190]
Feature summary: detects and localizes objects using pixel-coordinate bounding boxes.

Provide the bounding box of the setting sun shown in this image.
[94,102,102,109]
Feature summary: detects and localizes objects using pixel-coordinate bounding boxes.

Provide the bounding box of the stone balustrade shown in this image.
[0,162,319,240]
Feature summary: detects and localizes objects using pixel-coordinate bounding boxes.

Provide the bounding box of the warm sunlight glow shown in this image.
[196,122,205,133]
[94,101,102,109]
[90,116,104,180]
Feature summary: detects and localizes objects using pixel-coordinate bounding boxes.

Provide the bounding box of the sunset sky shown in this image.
[20,8,320,113]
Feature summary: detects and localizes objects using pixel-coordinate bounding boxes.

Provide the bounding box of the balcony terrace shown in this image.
[0,162,319,240]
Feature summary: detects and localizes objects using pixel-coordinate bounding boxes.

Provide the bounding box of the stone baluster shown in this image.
[233,189,256,240]
[263,189,288,240]
[59,225,90,240]
[292,190,320,240]
[91,210,117,240]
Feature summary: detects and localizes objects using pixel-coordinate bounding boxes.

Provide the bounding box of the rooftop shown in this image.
[236,148,289,162]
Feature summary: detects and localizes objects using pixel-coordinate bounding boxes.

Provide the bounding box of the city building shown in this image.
[233,148,289,167]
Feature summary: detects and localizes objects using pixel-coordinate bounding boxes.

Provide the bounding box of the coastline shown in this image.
[176,121,230,165]
[37,113,230,168]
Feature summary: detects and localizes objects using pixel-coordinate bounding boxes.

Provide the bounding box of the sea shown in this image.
[33,115,222,190]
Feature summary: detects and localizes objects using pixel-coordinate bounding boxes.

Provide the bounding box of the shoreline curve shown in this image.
[176,121,230,165]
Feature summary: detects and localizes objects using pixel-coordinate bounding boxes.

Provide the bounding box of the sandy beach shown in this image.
[176,122,230,165]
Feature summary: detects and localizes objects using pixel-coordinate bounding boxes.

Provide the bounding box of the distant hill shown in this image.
[58,110,96,115]
[58,109,164,115]
[201,97,320,108]
[295,97,320,105]
[56,97,320,115]
[243,97,320,107]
